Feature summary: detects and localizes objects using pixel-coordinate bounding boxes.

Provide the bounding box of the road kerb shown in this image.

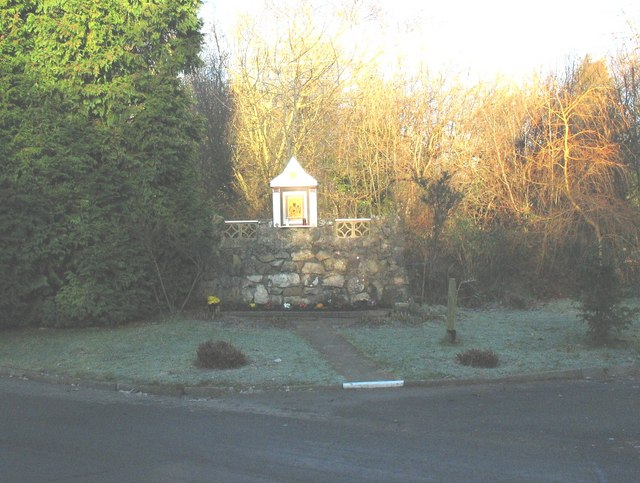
[342,380,405,389]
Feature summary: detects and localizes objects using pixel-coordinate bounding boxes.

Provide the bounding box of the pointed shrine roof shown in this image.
[270,157,318,188]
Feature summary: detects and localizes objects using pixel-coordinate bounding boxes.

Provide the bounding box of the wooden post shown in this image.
[446,277,457,342]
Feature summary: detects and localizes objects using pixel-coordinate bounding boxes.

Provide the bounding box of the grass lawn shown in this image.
[0,317,340,388]
[340,300,640,381]
[0,300,638,389]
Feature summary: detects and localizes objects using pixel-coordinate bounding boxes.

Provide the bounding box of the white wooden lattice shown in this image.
[224,221,258,239]
[335,218,371,238]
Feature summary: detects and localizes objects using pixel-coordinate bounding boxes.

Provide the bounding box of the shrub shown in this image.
[578,258,638,345]
[195,340,248,369]
[456,349,500,368]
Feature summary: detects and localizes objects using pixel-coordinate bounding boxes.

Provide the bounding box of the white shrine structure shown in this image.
[270,157,318,227]
[208,156,411,307]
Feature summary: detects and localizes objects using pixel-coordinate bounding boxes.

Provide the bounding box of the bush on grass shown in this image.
[456,349,500,368]
[578,256,638,345]
[195,340,248,369]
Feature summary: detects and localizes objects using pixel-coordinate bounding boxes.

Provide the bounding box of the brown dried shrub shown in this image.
[196,340,248,369]
[456,349,500,368]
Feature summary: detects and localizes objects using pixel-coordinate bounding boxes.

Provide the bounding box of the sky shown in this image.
[199,0,639,83]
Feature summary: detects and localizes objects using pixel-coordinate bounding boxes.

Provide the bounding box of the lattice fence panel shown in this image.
[224,222,258,239]
[335,219,371,238]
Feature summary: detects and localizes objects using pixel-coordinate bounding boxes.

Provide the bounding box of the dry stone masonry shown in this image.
[203,217,410,308]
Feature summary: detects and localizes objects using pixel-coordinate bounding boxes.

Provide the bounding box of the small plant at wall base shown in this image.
[456,349,500,368]
[207,295,221,319]
[577,257,638,345]
[195,340,248,369]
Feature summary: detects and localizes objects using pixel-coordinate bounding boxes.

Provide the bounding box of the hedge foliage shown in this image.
[0,1,214,327]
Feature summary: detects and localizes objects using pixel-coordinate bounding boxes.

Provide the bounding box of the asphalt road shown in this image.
[1,375,639,482]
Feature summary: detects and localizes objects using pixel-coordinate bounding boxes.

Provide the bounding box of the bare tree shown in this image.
[612,38,640,202]
[185,27,233,209]
[445,57,638,289]
[228,2,352,216]
[532,59,634,260]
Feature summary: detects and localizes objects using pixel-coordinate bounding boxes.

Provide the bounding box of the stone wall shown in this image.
[202,217,410,308]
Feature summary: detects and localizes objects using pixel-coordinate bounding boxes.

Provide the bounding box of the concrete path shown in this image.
[290,315,397,383]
